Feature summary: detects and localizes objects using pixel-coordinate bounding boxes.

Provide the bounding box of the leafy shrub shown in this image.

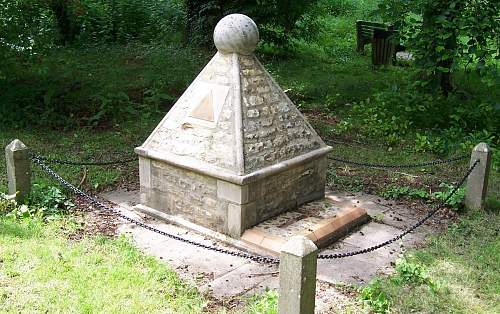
[359,280,391,314]
[71,0,184,44]
[354,88,499,137]
[0,0,57,79]
[345,85,499,164]
[0,0,185,81]
[432,183,465,210]
[27,184,75,214]
[381,186,430,200]
[376,0,499,94]
[381,183,466,210]
[1,184,77,219]
[392,257,438,292]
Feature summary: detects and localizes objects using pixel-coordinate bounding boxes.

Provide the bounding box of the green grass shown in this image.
[0,214,206,313]
[246,290,278,314]
[1,0,499,312]
[0,123,151,194]
[360,209,500,313]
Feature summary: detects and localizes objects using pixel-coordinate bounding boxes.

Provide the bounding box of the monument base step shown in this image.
[133,197,369,258]
[241,198,369,255]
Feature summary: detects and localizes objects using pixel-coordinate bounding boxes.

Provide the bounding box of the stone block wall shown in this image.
[139,155,327,237]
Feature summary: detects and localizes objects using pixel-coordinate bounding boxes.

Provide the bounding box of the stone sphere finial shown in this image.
[213,14,259,55]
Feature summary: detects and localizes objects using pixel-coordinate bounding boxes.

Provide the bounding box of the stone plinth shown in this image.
[136,14,332,238]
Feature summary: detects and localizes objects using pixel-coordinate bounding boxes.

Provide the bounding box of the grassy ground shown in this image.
[1,0,498,312]
[360,208,500,314]
[0,214,206,313]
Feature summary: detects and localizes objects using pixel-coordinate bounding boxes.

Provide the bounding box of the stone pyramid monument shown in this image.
[135,14,332,238]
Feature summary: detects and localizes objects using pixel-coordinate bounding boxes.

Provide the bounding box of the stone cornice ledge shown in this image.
[135,146,333,185]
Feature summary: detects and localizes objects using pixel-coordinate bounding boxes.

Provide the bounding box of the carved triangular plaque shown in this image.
[189,91,214,122]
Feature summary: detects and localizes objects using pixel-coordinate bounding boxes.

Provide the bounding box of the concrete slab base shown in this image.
[101,189,443,312]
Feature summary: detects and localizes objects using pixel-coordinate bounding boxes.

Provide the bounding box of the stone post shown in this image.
[279,236,318,314]
[465,143,492,210]
[5,139,31,201]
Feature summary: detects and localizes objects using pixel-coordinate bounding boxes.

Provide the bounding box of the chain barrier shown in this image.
[29,155,478,264]
[30,156,279,265]
[32,153,137,166]
[317,159,479,259]
[327,154,468,169]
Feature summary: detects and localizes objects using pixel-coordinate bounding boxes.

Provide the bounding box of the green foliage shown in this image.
[343,83,499,167]
[376,0,500,94]
[352,87,499,139]
[0,0,57,79]
[26,183,75,215]
[0,215,206,312]
[246,289,278,314]
[319,0,359,17]
[0,43,201,129]
[365,210,499,313]
[1,184,74,219]
[69,0,184,44]
[359,280,391,313]
[381,183,466,210]
[392,257,437,292]
[0,195,18,215]
[381,185,430,200]
[432,183,465,210]
[0,0,184,81]
[185,0,322,48]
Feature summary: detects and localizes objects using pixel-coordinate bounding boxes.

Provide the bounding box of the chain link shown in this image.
[31,156,279,265]
[30,156,478,263]
[328,154,468,169]
[317,159,479,259]
[32,153,137,166]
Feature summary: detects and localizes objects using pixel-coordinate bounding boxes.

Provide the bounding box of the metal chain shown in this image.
[30,156,478,263]
[31,156,279,265]
[32,153,137,166]
[327,154,468,169]
[317,159,479,259]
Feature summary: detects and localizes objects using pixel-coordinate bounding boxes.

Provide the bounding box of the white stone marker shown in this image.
[279,236,318,314]
[135,14,332,238]
[465,143,492,210]
[5,139,31,201]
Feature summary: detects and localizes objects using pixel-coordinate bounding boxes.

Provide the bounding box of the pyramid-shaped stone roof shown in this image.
[136,14,331,182]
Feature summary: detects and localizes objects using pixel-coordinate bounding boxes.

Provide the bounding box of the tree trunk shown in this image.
[421,1,459,96]
[50,0,77,45]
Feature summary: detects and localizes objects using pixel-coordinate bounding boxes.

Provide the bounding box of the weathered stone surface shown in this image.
[136,15,331,237]
[279,236,318,314]
[141,157,226,232]
[213,14,259,55]
[140,155,327,235]
[140,53,239,173]
[465,142,492,210]
[239,55,323,173]
[5,139,31,201]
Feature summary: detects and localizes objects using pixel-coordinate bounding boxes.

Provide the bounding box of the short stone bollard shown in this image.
[465,142,492,210]
[5,139,31,201]
[279,236,318,314]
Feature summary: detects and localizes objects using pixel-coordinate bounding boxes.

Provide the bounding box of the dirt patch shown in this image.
[67,196,120,240]
[204,295,246,314]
